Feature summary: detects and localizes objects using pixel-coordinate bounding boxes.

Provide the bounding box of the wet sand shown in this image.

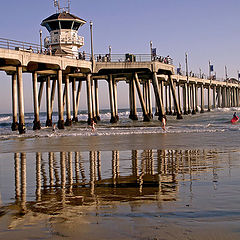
[1,128,240,239]
[1,204,240,240]
[1,130,239,154]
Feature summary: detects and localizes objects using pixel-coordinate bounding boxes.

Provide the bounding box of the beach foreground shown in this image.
[1,110,240,239]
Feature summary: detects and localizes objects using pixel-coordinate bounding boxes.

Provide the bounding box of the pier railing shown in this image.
[177,70,226,82]
[0,37,46,53]
[0,38,173,64]
[95,54,173,64]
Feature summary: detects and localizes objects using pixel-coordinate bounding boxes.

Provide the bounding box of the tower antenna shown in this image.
[68,0,71,13]
[53,0,60,13]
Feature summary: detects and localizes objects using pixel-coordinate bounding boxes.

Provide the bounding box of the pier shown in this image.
[0,8,240,134]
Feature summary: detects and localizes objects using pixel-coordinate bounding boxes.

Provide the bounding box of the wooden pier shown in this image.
[0,44,240,133]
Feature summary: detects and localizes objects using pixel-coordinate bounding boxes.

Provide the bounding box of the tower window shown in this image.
[48,21,60,31]
[60,21,73,29]
[73,22,81,30]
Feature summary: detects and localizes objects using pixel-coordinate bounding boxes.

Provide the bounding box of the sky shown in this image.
[1,0,240,113]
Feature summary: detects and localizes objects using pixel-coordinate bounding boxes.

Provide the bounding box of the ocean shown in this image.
[0,107,240,239]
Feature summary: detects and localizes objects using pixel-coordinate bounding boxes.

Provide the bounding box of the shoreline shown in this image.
[0,130,238,154]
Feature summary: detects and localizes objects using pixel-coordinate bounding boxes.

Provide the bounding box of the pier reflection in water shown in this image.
[9,149,222,215]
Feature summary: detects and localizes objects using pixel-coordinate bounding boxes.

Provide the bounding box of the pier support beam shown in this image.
[71,78,78,122]
[113,79,119,121]
[50,79,56,117]
[183,83,188,115]
[86,74,93,124]
[17,66,25,134]
[236,88,239,107]
[91,78,97,122]
[75,81,82,122]
[129,79,138,120]
[178,83,182,114]
[46,76,52,127]
[195,84,198,112]
[168,83,173,115]
[191,84,196,114]
[168,74,182,119]
[217,86,221,108]
[95,80,101,121]
[200,84,204,113]
[108,75,117,123]
[152,72,165,121]
[65,75,72,126]
[57,70,64,129]
[129,81,133,119]
[11,73,18,131]
[165,84,169,115]
[212,85,216,109]
[32,72,41,130]
[38,82,44,111]
[134,73,150,122]
[187,83,191,114]
[147,79,153,118]
[207,85,211,112]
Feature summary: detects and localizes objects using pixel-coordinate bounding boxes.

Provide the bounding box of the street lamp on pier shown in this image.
[150,41,153,61]
[90,21,94,61]
[39,29,43,53]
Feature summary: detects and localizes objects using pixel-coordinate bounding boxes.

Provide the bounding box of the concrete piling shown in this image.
[71,78,77,122]
[32,72,41,130]
[108,74,117,123]
[57,69,65,129]
[95,79,101,121]
[195,84,198,112]
[207,85,211,112]
[11,73,18,131]
[17,66,25,134]
[86,74,93,124]
[134,73,150,122]
[91,78,97,122]
[65,75,72,126]
[46,76,52,127]
[191,84,196,114]
[152,72,165,121]
[183,83,188,115]
[200,84,204,113]
[168,75,182,119]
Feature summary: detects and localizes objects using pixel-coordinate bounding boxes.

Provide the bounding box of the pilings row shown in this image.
[10,68,240,134]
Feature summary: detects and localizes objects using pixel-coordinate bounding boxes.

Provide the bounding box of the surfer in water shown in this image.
[90,119,96,132]
[231,112,239,124]
[161,116,167,131]
[52,123,56,132]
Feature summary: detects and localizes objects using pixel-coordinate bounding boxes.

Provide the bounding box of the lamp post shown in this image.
[185,53,189,81]
[109,45,112,62]
[39,29,43,53]
[90,21,94,61]
[150,41,153,61]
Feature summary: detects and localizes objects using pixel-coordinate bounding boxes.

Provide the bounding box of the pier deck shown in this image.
[0,38,239,133]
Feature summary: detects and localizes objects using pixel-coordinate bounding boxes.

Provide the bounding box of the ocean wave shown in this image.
[0,116,11,122]
[0,125,229,141]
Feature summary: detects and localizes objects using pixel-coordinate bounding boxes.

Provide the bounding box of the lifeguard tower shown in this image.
[41,0,86,58]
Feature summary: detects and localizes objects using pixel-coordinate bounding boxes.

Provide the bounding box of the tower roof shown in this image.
[41,12,86,25]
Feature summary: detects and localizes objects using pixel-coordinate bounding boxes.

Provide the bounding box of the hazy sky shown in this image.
[1,0,240,113]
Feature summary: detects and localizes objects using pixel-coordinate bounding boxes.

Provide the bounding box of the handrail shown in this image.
[0,37,174,65]
[176,70,227,82]
[94,53,173,65]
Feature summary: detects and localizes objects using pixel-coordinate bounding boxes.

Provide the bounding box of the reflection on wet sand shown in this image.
[9,149,220,218]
